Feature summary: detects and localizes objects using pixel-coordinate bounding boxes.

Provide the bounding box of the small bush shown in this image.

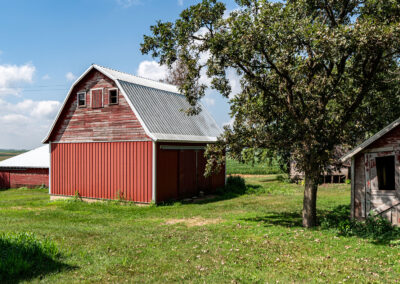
[217,176,247,195]
[0,232,63,281]
[321,205,400,244]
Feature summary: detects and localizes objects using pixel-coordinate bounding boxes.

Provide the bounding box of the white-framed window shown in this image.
[77,92,86,107]
[91,88,104,109]
[109,88,119,105]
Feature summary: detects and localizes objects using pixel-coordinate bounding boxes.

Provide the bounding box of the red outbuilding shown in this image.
[43,64,225,203]
[0,145,49,189]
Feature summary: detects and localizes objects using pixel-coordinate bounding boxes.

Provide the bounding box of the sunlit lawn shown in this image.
[1,177,399,283]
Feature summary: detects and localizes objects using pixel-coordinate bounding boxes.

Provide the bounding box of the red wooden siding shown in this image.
[0,168,48,189]
[49,69,150,142]
[51,141,152,202]
[156,143,225,202]
[91,89,103,109]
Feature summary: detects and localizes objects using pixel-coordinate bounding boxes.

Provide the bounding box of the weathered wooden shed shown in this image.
[341,119,400,225]
[0,145,49,189]
[43,64,225,203]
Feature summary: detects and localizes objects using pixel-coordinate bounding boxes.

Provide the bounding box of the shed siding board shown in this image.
[354,153,366,219]
[367,125,400,150]
[155,142,225,203]
[0,168,48,189]
[51,142,152,202]
[50,69,149,142]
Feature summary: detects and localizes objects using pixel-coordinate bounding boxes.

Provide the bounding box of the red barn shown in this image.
[0,146,49,189]
[43,64,225,203]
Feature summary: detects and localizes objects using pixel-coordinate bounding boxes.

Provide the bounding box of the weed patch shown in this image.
[0,232,72,283]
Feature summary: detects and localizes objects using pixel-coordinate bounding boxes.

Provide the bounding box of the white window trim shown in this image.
[108,88,119,105]
[77,91,87,108]
[90,88,104,108]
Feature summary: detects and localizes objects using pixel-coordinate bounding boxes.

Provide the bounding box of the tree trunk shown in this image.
[302,171,318,227]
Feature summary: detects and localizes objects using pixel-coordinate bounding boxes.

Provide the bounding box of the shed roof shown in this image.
[43,64,222,143]
[0,145,49,169]
[340,117,400,162]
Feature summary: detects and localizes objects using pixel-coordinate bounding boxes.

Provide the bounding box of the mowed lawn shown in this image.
[1,177,399,283]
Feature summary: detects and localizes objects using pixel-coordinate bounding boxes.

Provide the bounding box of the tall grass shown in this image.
[0,232,65,282]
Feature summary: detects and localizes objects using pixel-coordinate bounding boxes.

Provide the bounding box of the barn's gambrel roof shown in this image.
[43,64,222,143]
[0,145,49,169]
[340,117,400,162]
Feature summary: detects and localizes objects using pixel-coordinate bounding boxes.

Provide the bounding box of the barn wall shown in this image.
[51,141,152,202]
[0,168,48,189]
[50,69,150,142]
[156,142,225,203]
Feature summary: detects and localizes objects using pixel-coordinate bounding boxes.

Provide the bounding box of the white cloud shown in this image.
[115,0,141,8]
[0,63,35,96]
[65,72,76,81]
[42,74,50,80]
[223,117,235,128]
[136,60,168,81]
[177,0,183,6]
[0,98,61,149]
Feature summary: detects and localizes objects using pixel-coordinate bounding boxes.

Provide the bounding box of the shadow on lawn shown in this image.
[243,205,400,245]
[0,234,76,283]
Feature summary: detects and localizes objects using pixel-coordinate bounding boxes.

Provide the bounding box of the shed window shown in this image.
[376,156,395,190]
[77,92,86,107]
[109,89,118,105]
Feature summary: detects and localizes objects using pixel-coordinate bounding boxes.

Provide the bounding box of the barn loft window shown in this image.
[109,89,118,105]
[376,156,395,190]
[91,88,103,109]
[77,92,86,107]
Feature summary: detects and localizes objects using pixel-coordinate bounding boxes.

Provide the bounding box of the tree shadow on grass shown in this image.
[243,205,400,245]
[0,236,76,284]
[242,211,303,228]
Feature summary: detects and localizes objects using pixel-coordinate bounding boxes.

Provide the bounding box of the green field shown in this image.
[226,158,283,175]
[1,177,400,283]
[0,150,25,161]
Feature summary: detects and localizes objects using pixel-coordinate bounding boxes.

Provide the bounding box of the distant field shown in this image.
[0,150,26,162]
[226,158,283,175]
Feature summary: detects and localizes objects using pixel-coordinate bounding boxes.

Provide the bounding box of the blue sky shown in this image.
[0,0,238,149]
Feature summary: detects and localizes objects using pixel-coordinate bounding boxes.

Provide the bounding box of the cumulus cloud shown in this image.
[42,74,50,80]
[136,60,168,81]
[0,98,61,149]
[65,72,76,81]
[0,63,35,96]
[177,0,183,5]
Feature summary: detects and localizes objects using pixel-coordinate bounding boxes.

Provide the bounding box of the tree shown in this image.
[141,0,400,227]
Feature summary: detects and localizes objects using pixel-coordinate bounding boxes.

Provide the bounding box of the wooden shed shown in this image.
[341,119,400,225]
[0,145,49,189]
[43,64,225,203]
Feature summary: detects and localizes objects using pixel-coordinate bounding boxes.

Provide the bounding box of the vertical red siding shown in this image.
[51,141,152,202]
[156,142,226,203]
[0,169,48,189]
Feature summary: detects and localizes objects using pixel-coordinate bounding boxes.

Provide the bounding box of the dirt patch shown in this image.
[164,217,222,227]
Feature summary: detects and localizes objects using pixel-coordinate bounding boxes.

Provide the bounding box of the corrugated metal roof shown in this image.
[43,64,222,143]
[341,117,400,162]
[0,145,49,168]
[94,65,179,94]
[119,80,222,142]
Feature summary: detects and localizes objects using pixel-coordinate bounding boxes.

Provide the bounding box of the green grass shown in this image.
[0,179,399,282]
[226,158,283,175]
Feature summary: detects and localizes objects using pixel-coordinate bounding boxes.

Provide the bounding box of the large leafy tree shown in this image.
[141,0,400,227]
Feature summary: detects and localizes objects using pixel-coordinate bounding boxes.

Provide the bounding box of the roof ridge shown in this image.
[93,64,179,90]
